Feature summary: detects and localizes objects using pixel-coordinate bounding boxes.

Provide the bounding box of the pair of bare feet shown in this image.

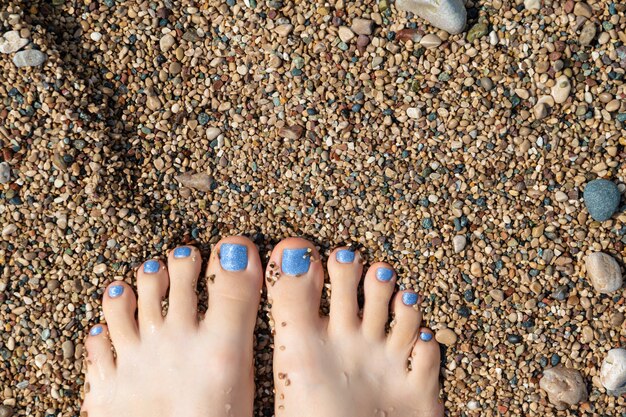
[81,237,444,417]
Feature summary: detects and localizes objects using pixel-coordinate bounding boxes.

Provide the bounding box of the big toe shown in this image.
[266,237,324,330]
[203,236,263,338]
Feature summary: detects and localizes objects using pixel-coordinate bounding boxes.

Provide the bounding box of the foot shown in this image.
[267,238,444,417]
[81,237,263,417]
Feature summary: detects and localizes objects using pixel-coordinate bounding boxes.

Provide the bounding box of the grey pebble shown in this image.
[583,179,620,221]
[13,49,47,67]
[0,162,10,184]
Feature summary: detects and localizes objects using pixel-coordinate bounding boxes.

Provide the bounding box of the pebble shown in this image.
[351,18,374,36]
[534,102,550,120]
[93,264,107,275]
[62,340,75,359]
[573,2,593,19]
[406,107,420,119]
[90,32,102,42]
[579,22,596,46]
[524,0,541,10]
[489,289,505,302]
[338,26,355,43]
[436,328,458,345]
[0,406,14,417]
[420,34,442,49]
[600,348,626,395]
[278,125,304,140]
[584,252,623,294]
[13,49,47,67]
[479,77,494,91]
[0,31,28,54]
[467,22,489,42]
[583,179,620,221]
[395,0,466,34]
[34,353,47,369]
[550,75,571,104]
[175,172,213,192]
[539,366,588,409]
[0,161,10,184]
[159,33,175,52]
[452,235,466,253]
[2,224,17,237]
[274,24,293,37]
[206,127,222,140]
[470,262,482,277]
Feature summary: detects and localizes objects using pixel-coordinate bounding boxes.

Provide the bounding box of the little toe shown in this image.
[387,290,422,354]
[361,263,396,341]
[204,236,263,337]
[165,245,201,327]
[327,247,363,333]
[136,259,169,332]
[409,328,443,405]
[266,237,324,329]
[84,324,115,384]
[102,281,139,348]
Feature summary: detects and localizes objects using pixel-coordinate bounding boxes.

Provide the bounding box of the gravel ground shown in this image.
[1,0,625,416]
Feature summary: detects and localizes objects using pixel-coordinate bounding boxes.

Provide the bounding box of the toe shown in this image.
[361,263,396,341]
[408,328,442,404]
[266,237,324,329]
[327,247,363,333]
[203,236,263,337]
[102,281,139,348]
[165,245,201,327]
[136,259,169,332]
[387,290,422,354]
[84,324,115,384]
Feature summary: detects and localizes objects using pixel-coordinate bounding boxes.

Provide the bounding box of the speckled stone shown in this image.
[601,348,626,395]
[583,179,620,221]
[539,366,588,410]
[585,252,623,294]
[12,49,47,67]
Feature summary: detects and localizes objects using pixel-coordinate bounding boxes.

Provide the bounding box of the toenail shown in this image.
[376,267,394,282]
[402,292,419,306]
[336,249,355,263]
[281,248,311,275]
[143,259,160,273]
[419,331,433,342]
[220,243,248,271]
[89,325,103,336]
[173,246,191,258]
[108,285,124,298]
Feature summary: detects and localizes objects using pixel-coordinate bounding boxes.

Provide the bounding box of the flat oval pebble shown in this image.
[601,348,626,395]
[435,328,458,346]
[159,33,175,52]
[396,0,466,34]
[13,49,47,67]
[551,75,571,104]
[452,235,466,253]
[583,179,620,221]
[539,366,588,409]
[585,252,623,294]
[420,34,442,49]
[579,21,596,46]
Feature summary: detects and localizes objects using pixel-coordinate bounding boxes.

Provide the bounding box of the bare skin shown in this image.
[81,237,263,417]
[267,238,444,417]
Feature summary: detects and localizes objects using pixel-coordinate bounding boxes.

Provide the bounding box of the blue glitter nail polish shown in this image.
[220,243,248,271]
[90,325,103,336]
[174,247,191,258]
[282,248,311,275]
[108,285,124,298]
[143,260,160,274]
[402,292,419,306]
[336,249,355,264]
[420,331,433,342]
[376,267,394,282]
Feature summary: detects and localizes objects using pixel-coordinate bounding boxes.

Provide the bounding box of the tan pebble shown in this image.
[551,75,571,104]
[611,312,625,327]
[420,34,442,49]
[62,340,75,359]
[236,64,248,75]
[206,127,222,140]
[175,172,213,192]
[2,224,17,237]
[573,2,593,19]
[154,157,165,170]
[581,326,594,344]
[275,24,293,37]
[470,262,482,277]
[435,328,458,346]
[93,264,107,275]
[34,354,47,369]
[606,100,620,112]
[159,33,175,52]
[406,107,420,119]
[539,366,588,409]
[0,405,14,417]
[489,289,505,302]
[452,235,466,253]
[585,252,623,294]
[351,18,374,36]
[278,125,304,140]
[338,26,355,43]
[555,191,568,202]
[514,88,530,100]
[579,22,596,46]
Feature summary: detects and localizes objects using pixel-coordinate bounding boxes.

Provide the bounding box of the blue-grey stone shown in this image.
[583,179,621,221]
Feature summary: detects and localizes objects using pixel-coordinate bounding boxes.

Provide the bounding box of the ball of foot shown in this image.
[539,366,588,410]
[585,252,623,294]
[395,0,466,35]
[583,179,620,221]
[601,348,626,395]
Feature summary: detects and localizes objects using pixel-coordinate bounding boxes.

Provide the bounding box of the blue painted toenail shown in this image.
[336,249,355,264]
[402,292,419,306]
[174,246,191,258]
[108,285,124,298]
[90,325,103,336]
[282,248,311,275]
[143,260,160,274]
[420,331,433,342]
[376,267,393,282]
[220,243,248,271]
